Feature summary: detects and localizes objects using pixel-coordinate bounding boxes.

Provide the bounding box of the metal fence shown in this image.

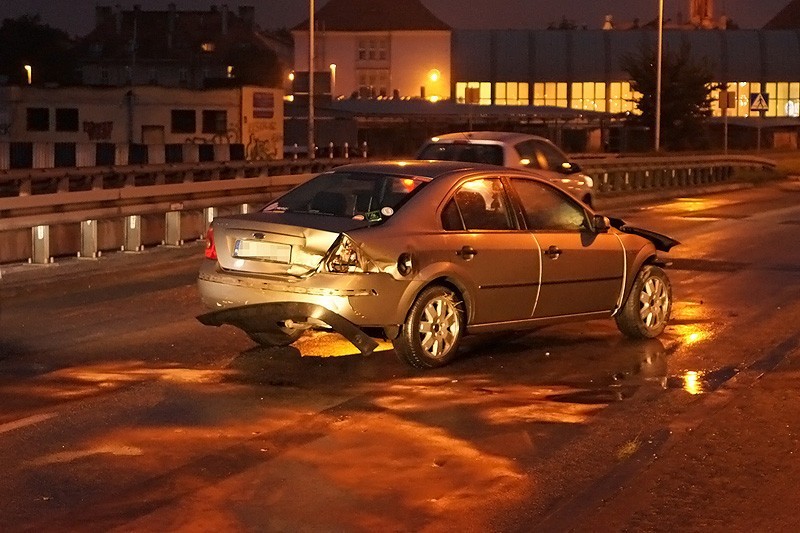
[0,154,777,265]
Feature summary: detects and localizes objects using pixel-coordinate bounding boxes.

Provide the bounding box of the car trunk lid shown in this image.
[212,212,365,277]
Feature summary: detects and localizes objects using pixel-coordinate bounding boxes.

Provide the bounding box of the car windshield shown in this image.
[417,143,504,166]
[263,171,428,223]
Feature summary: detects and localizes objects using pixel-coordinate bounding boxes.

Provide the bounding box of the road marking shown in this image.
[0,413,56,435]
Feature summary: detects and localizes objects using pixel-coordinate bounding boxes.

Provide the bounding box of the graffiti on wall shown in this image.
[184,123,241,145]
[83,121,114,140]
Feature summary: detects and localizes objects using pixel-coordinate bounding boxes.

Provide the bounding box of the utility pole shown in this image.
[655,0,664,151]
[308,0,315,159]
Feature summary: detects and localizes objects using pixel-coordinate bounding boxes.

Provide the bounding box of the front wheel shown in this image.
[394,286,464,369]
[615,265,672,339]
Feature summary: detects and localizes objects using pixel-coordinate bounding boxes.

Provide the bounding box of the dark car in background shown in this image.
[197,160,677,368]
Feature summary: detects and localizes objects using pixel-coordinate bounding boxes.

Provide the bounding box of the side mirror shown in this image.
[592,214,611,233]
[560,161,581,174]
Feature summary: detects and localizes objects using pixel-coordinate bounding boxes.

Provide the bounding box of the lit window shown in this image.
[201,42,216,52]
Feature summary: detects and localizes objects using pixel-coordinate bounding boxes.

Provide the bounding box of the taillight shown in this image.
[204,226,217,260]
[324,235,376,273]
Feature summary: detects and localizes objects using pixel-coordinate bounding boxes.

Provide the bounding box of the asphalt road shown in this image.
[1,181,799,532]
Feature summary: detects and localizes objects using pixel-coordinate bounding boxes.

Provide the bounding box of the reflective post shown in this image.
[30,224,52,264]
[79,219,99,259]
[123,215,143,252]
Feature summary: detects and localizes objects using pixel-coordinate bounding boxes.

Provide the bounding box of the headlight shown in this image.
[324,235,376,273]
[582,175,594,188]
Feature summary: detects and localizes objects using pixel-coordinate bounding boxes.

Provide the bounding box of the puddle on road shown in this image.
[665,366,739,395]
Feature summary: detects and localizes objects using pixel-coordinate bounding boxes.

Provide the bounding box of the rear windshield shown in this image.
[417,143,504,166]
[263,171,428,223]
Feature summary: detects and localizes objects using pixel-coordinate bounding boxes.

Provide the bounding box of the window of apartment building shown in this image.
[455,82,492,105]
[533,82,568,108]
[171,109,196,133]
[26,108,49,131]
[55,108,79,132]
[570,82,607,112]
[608,82,636,114]
[494,82,530,105]
[202,110,227,134]
[201,42,216,52]
[357,38,388,61]
[357,69,389,97]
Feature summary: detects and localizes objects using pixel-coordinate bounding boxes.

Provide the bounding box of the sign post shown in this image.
[750,92,769,152]
[719,90,736,153]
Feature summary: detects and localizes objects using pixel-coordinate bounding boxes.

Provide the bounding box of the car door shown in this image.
[508,177,625,318]
[438,177,541,324]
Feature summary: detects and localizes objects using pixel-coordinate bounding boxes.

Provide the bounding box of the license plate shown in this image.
[233,240,291,263]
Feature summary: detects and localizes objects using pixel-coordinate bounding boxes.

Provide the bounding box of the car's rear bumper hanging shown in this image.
[197,302,379,355]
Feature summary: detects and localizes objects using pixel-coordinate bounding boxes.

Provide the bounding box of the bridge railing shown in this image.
[0,154,777,265]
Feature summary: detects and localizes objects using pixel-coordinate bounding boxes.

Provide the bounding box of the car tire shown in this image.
[247,328,303,347]
[394,285,464,369]
[615,265,672,339]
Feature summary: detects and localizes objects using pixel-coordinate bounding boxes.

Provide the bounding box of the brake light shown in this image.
[204,226,217,260]
[324,235,376,273]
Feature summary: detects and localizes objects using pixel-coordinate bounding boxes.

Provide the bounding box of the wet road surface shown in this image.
[1,181,799,531]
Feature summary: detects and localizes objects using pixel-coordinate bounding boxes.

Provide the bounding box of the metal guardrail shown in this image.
[0,154,777,265]
[574,154,777,195]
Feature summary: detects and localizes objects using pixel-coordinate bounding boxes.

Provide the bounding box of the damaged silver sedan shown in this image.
[197,161,678,368]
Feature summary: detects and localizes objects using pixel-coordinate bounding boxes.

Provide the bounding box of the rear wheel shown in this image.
[615,265,672,339]
[247,327,303,347]
[394,286,464,369]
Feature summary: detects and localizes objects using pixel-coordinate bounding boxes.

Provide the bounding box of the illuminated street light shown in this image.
[428,69,440,83]
[655,0,664,151]
[24,64,32,85]
[329,63,336,98]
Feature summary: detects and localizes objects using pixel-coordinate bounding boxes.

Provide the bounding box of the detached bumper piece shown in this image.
[197,302,379,356]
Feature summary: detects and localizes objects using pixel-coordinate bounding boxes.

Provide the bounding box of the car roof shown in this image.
[329,159,503,178]
[425,131,550,144]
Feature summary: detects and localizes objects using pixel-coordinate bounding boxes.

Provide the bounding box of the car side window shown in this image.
[441,178,513,231]
[534,140,570,172]
[514,140,540,169]
[510,178,587,231]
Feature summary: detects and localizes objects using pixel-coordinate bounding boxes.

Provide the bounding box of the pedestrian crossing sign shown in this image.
[750,93,769,112]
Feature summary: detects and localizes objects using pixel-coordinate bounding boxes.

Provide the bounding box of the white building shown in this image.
[291,0,451,101]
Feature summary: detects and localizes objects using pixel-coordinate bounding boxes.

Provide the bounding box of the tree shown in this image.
[621,41,719,151]
[0,15,78,86]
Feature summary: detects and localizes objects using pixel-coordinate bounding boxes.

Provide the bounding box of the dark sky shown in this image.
[0,0,791,37]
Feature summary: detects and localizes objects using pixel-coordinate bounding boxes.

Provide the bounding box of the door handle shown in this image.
[543,245,562,259]
[456,246,477,260]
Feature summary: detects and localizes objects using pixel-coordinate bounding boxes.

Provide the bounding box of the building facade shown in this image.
[291,0,451,100]
[451,28,800,120]
[0,85,283,168]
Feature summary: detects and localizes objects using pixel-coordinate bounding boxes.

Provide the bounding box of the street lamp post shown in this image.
[308,0,315,159]
[655,0,664,151]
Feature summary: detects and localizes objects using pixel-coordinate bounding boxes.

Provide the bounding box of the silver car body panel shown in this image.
[197,161,668,353]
